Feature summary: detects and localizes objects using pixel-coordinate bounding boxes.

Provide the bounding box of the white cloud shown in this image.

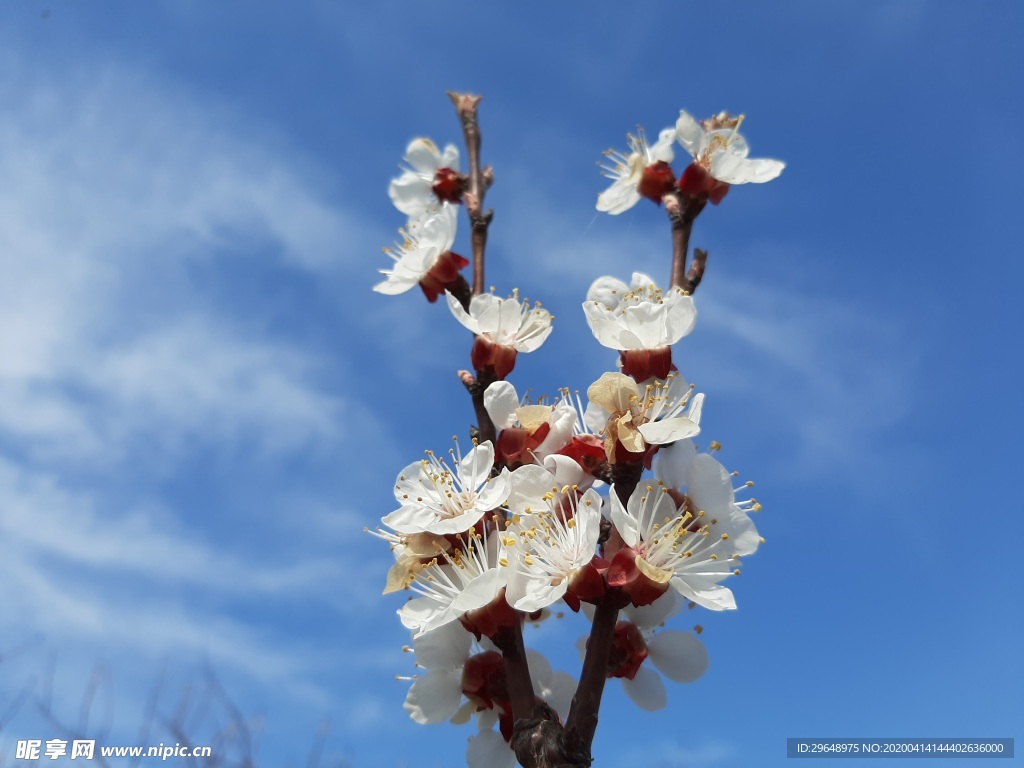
[0,53,379,464]
[0,459,345,599]
[0,52,374,711]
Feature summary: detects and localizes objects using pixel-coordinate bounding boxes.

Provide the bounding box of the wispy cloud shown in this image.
[0,51,372,712]
[0,61,367,463]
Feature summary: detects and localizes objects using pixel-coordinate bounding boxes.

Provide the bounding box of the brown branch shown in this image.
[448,92,493,296]
[512,453,644,768]
[491,618,537,724]
[563,596,626,761]
[665,192,707,292]
[684,248,708,294]
[458,368,498,446]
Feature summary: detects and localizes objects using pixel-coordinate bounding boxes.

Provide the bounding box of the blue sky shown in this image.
[1,1,1021,766]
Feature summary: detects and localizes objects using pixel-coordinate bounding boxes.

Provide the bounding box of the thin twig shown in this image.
[448,92,493,297]
[458,368,497,447]
[491,619,537,724]
[666,192,707,292]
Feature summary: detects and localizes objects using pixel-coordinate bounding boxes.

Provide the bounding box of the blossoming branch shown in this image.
[370,93,783,768]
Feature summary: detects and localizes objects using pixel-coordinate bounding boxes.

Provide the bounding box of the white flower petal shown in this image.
[686,454,759,555]
[623,590,682,628]
[483,381,520,430]
[533,402,577,457]
[393,460,429,502]
[596,177,642,214]
[662,293,697,345]
[460,441,496,491]
[637,416,700,445]
[381,503,444,534]
[671,576,737,611]
[450,568,506,614]
[388,173,432,217]
[710,154,784,185]
[513,308,555,352]
[686,392,704,425]
[438,143,460,172]
[650,128,677,163]
[473,293,505,332]
[654,439,697,489]
[587,275,631,305]
[675,110,704,157]
[446,290,479,333]
[621,666,667,711]
[507,464,559,516]
[619,302,675,349]
[403,669,463,724]
[413,622,473,670]
[467,727,515,768]
[475,468,512,512]
[610,484,640,547]
[526,649,554,689]
[404,138,443,173]
[648,630,709,683]
[544,671,577,721]
[582,304,649,350]
[708,128,750,159]
[576,490,604,556]
[513,579,568,613]
[687,453,733,512]
[542,454,590,489]
[399,596,447,632]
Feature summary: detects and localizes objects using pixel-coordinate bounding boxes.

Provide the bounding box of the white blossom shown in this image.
[676,110,784,185]
[483,381,577,462]
[655,442,761,557]
[389,137,462,217]
[585,372,702,461]
[398,523,507,638]
[502,466,603,612]
[583,272,696,350]
[382,441,511,535]
[597,127,676,214]
[610,476,754,611]
[374,204,462,298]
[447,292,553,353]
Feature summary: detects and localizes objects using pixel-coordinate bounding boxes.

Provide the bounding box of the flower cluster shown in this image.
[375,132,553,379]
[369,97,780,768]
[598,109,784,213]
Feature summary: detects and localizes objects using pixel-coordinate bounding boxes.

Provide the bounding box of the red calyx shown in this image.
[558,435,606,476]
[606,621,649,680]
[495,421,552,468]
[606,547,671,607]
[419,250,469,303]
[678,162,729,206]
[461,650,510,712]
[619,347,674,382]
[495,427,530,466]
[637,161,676,204]
[432,167,465,204]
[460,590,520,640]
[561,557,608,612]
[612,438,649,466]
[471,336,518,379]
